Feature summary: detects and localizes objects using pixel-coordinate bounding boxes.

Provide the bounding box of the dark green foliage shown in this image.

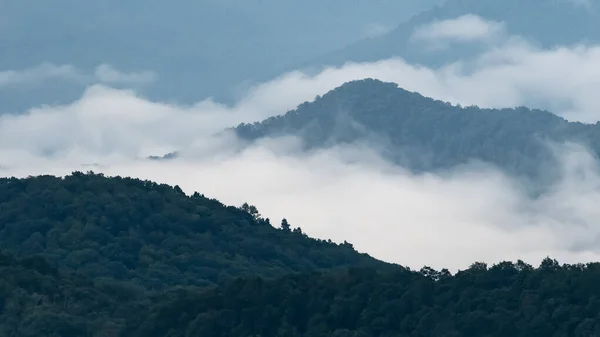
[0,172,386,290]
[235,79,600,185]
[5,252,600,336]
[0,251,150,337]
[1,173,600,336]
[127,259,600,337]
[281,218,291,232]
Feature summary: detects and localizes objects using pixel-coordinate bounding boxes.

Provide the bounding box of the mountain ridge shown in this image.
[294,0,600,72]
[235,78,595,185]
[0,172,392,290]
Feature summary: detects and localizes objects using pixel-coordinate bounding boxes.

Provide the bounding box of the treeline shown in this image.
[3,251,600,336]
[126,258,600,337]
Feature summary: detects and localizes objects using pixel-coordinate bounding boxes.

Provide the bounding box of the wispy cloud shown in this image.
[0,63,156,89]
[410,14,507,49]
[567,0,592,8]
[94,64,157,86]
[362,23,396,38]
[0,63,84,87]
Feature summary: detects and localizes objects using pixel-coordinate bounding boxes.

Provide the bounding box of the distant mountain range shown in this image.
[235,79,600,186]
[301,0,600,70]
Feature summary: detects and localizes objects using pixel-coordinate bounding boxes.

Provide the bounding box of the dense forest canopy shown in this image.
[3,248,600,336]
[235,79,600,185]
[0,251,147,337]
[127,259,600,337]
[1,173,600,336]
[0,172,386,290]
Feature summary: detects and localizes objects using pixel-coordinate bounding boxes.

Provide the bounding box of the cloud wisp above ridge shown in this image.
[410,14,507,49]
[5,15,600,271]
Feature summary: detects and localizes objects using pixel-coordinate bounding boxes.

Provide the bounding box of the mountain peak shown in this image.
[235,80,579,182]
[324,78,418,101]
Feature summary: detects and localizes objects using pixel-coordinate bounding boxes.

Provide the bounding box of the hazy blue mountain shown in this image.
[300,0,600,70]
[235,79,600,186]
[0,0,442,113]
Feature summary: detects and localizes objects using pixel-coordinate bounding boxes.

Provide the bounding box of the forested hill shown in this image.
[235,79,600,181]
[0,172,389,290]
[2,173,600,336]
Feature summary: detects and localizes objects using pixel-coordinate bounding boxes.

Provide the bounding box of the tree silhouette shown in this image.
[281,218,291,232]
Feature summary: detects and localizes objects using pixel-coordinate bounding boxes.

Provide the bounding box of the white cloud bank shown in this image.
[4,16,600,271]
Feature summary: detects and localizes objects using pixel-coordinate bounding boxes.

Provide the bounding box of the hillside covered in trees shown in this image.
[127,259,600,337]
[3,249,600,336]
[0,172,386,290]
[1,173,600,336]
[235,79,600,184]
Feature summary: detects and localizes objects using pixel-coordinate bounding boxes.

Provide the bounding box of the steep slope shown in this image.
[235,79,600,181]
[301,0,600,70]
[126,259,600,337]
[0,172,390,290]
